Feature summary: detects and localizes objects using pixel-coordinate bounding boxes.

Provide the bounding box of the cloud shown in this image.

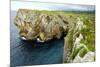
[11,1,95,11]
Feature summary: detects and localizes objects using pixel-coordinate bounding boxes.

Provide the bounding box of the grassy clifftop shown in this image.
[63,12,95,63]
[15,9,95,63]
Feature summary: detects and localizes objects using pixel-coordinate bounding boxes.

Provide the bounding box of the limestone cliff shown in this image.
[63,15,95,63]
[14,9,95,63]
[15,9,69,42]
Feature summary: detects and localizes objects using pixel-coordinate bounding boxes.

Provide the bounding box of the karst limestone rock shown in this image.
[63,17,95,63]
[15,9,69,42]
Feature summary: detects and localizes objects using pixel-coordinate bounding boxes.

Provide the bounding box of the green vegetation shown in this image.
[31,10,95,61]
[63,11,95,62]
[16,9,95,62]
[80,17,95,52]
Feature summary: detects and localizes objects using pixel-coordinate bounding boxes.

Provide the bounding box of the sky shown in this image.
[12,0,95,5]
[11,1,95,11]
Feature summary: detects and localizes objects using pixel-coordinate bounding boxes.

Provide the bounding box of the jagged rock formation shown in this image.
[72,51,95,63]
[14,9,95,63]
[63,16,95,63]
[15,9,69,42]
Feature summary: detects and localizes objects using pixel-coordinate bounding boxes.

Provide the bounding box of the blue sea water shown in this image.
[10,3,95,66]
[10,11,64,66]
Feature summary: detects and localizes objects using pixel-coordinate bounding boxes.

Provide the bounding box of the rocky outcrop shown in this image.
[72,51,95,63]
[14,9,95,63]
[63,17,95,63]
[15,9,69,42]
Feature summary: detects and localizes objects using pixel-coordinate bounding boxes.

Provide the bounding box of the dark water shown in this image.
[10,11,64,66]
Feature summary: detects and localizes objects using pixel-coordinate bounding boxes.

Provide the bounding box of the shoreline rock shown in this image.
[15,9,69,42]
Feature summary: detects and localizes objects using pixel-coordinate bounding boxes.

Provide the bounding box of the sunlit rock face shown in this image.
[15,9,69,42]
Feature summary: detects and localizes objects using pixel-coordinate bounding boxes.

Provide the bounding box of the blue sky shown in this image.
[11,1,95,11]
[12,0,95,5]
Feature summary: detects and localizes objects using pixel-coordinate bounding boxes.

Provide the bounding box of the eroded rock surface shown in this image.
[15,9,69,42]
[72,51,95,63]
[14,9,95,63]
[63,17,95,63]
